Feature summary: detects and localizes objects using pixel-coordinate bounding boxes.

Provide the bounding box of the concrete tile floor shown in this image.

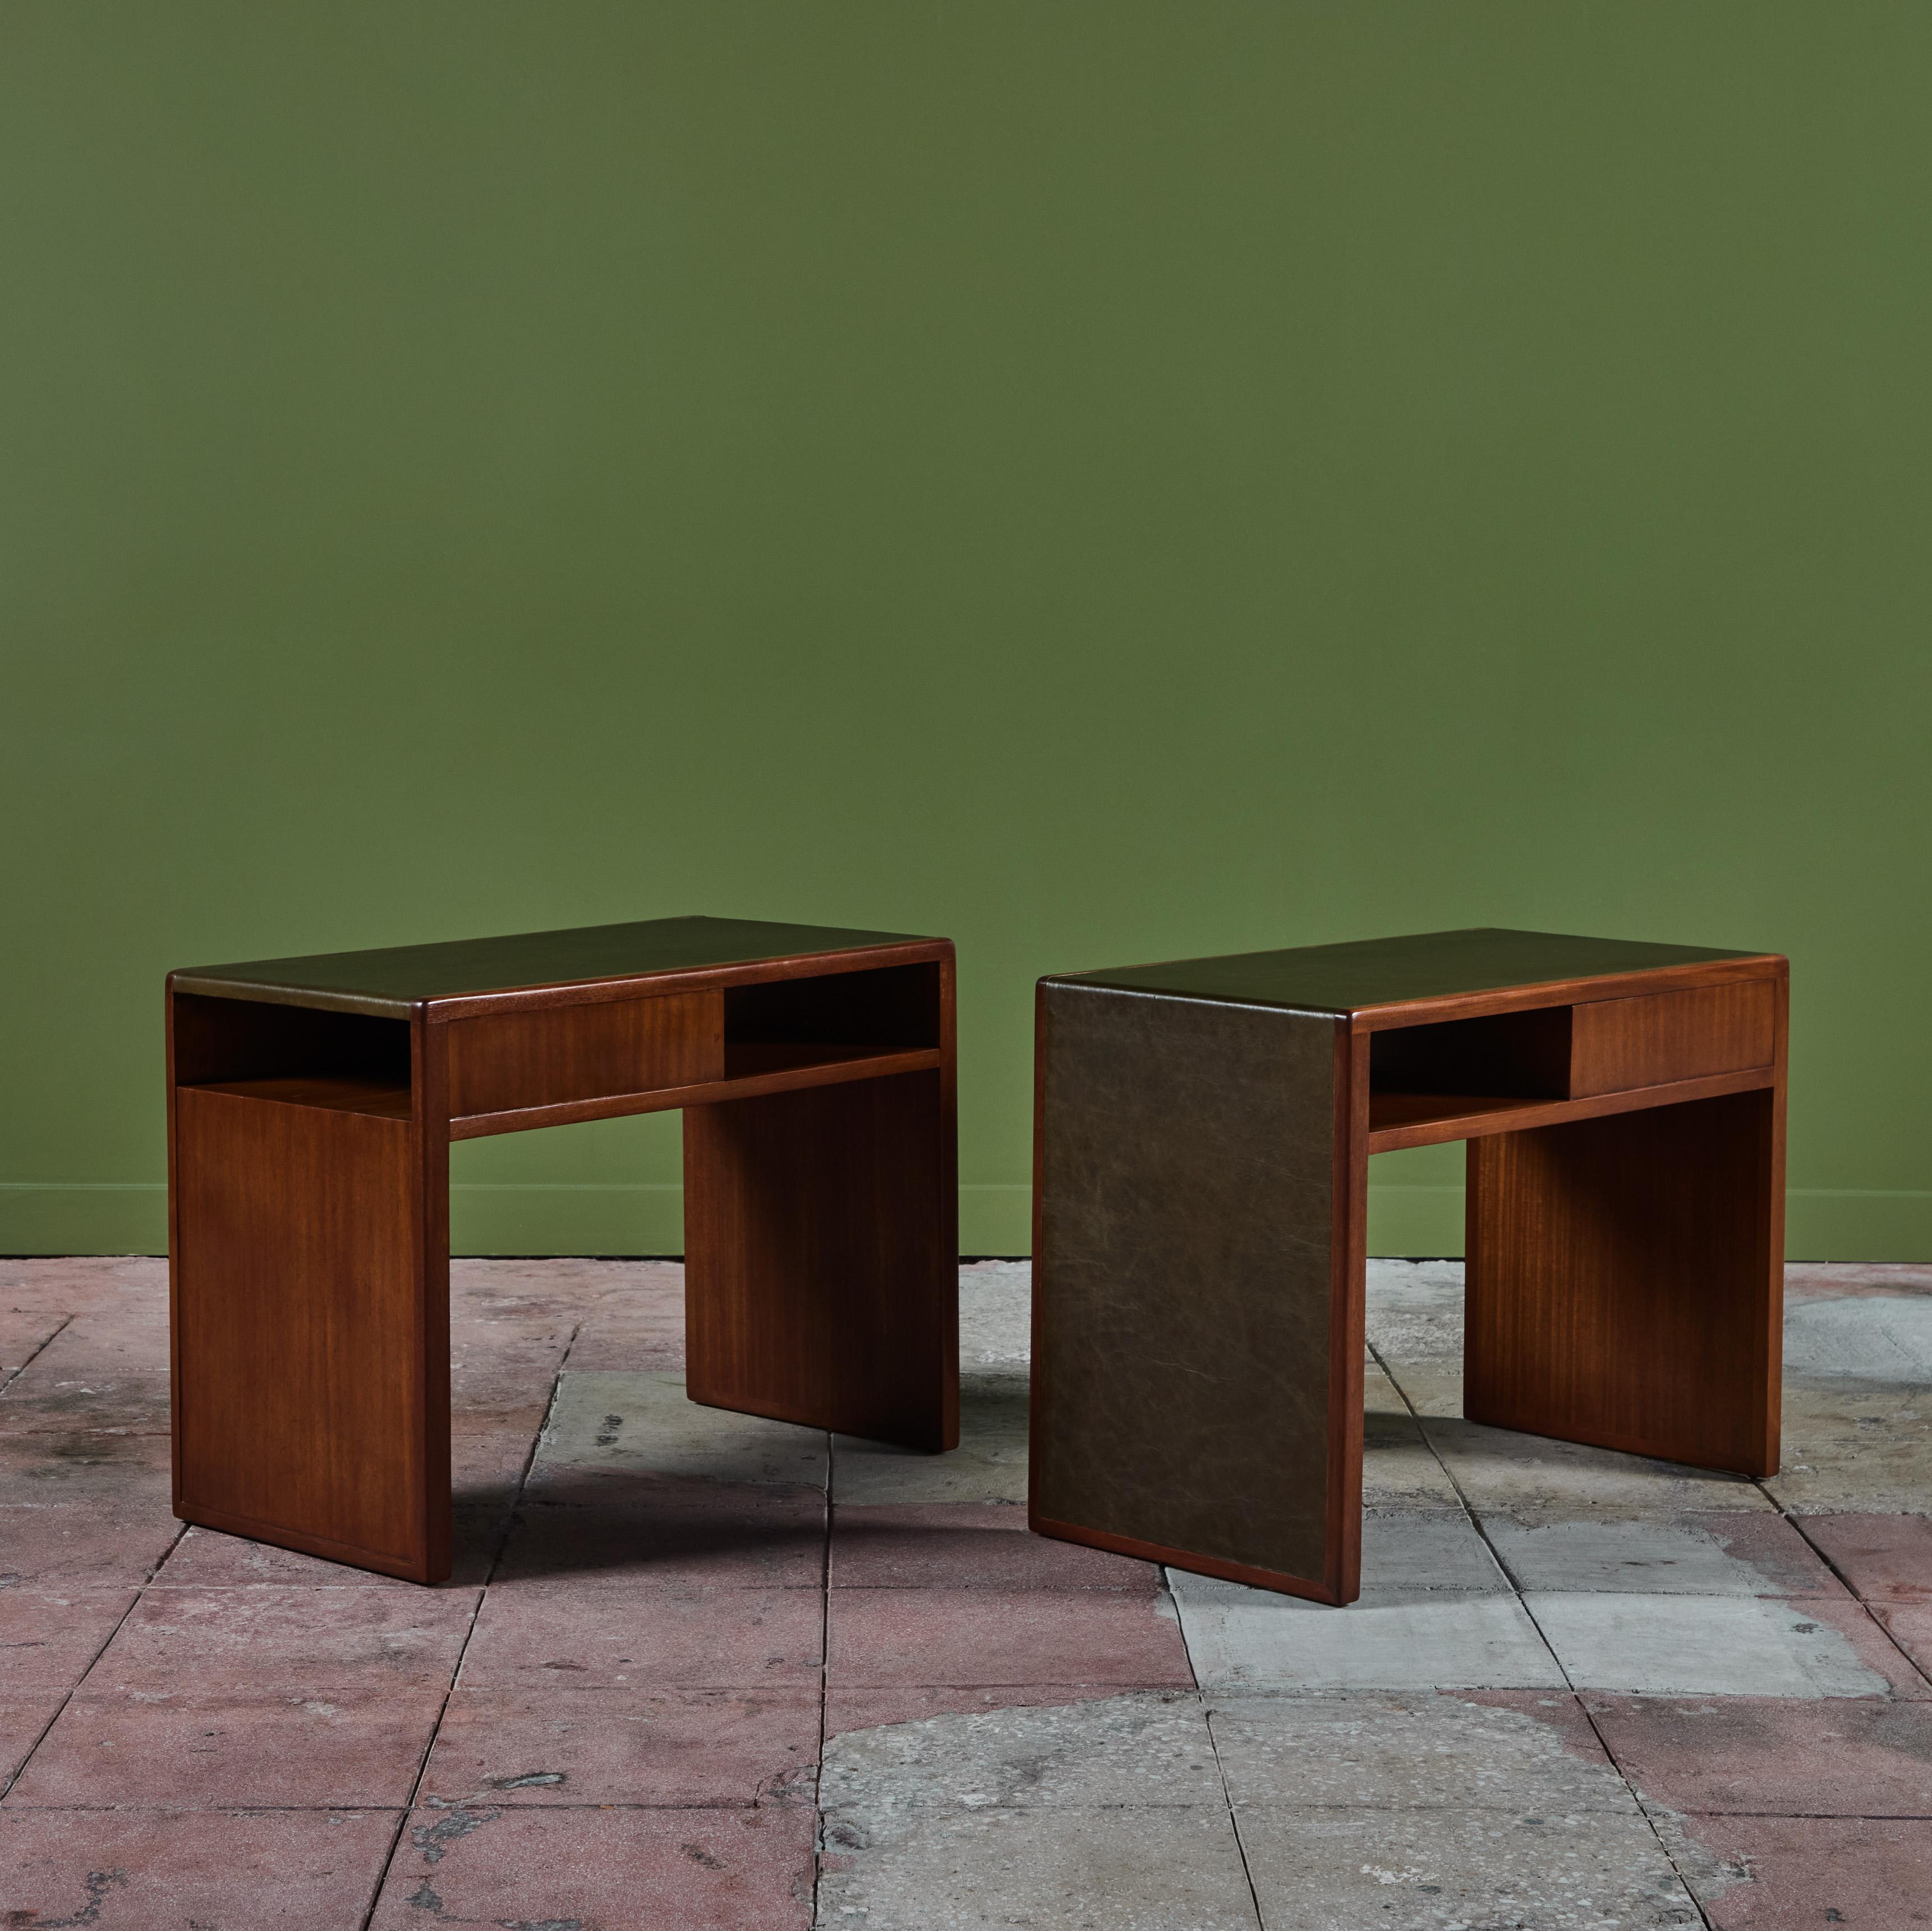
[0,1256,1927,1928]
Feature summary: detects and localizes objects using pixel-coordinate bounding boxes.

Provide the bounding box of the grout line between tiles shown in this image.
[0,1515,188,1804]
[1197,1682,1269,1929]
[353,1317,581,1931]
[1368,1337,1720,1931]
[0,1313,74,1400]
[1167,1540,1267,1928]
[808,1429,832,1929]
[6,1795,1929,1820]
[1747,1482,1932,1696]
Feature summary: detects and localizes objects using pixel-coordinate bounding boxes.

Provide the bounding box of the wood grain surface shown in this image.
[1465,1087,1783,1474]
[172,1085,444,1579]
[445,988,723,1117]
[1031,939,1787,1605]
[169,929,955,1586]
[1568,979,1775,1097]
[684,1070,958,1449]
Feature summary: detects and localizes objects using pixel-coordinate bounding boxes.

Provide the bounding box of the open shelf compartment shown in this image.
[722,960,941,1081]
[1368,1005,1571,1148]
[173,993,412,1121]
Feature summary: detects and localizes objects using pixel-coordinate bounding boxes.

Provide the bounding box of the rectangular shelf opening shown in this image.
[174,993,412,1119]
[723,961,940,1076]
[1369,1006,1571,1147]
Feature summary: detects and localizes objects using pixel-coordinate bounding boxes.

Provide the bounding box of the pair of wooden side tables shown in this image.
[167,918,1786,1604]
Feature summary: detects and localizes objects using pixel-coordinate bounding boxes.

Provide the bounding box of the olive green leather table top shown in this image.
[1031,925,1788,1607]
[1059,925,1775,1018]
[172,915,932,1018]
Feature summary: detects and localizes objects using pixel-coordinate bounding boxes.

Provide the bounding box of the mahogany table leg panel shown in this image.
[1465,1089,1782,1475]
[1029,982,1353,1603]
[683,1070,958,1451]
[172,1087,448,1581]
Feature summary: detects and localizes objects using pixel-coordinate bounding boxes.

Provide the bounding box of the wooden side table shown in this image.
[1029,928,1787,1607]
[167,915,957,1583]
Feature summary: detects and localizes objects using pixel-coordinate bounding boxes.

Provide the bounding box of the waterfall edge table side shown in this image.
[1028,927,1787,1608]
[167,915,959,1584]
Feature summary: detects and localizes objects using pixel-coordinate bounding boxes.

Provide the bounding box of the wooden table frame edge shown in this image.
[1028,950,1789,1609]
[168,938,958,1587]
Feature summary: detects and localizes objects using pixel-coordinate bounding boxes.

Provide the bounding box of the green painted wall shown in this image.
[4,3,1928,1260]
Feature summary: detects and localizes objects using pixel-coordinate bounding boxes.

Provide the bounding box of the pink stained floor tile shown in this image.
[0,1588,137,1691]
[6,1686,445,1810]
[2,1306,167,1372]
[369,1800,815,1931]
[825,1681,1147,1738]
[832,1504,1162,1592]
[828,1586,1194,1690]
[1584,1693,1932,1817]
[1871,1602,1932,1687]
[1680,1510,1858,1597]
[1,1497,182,1587]
[450,1308,577,1352]
[1,1305,169,1383]
[449,1382,553,1431]
[90,1584,480,1695]
[0,1310,67,1377]
[458,1580,824,1690]
[0,1440,176,1575]
[1783,1266,1932,1304]
[450,1423,543,1492]
[154,1516,503,1590]
[0,1693,66,1786]
[560,1315,688,1371]
[0,1803,398,1928]
[499,1478,826,1589]
[1797,1593,1932,1699]
[0,1258,166,1319]
[452,1257,683,1325]
[1686,1815,1932,1928]
[1804,1513,1932,1601]
[449,1325,573,1416]
[0,1398,172,1445]
[0,1424,173,1493]
[420,1685,821,1808]
[452,1477,530,1532]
